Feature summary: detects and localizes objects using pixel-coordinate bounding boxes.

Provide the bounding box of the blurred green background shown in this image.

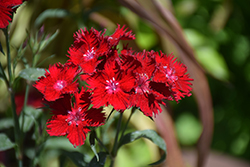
[1,0,250,166]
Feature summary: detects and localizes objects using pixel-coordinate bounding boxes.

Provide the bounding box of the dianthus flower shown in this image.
[120,49,172,117]
[152,51,193,101]
[107,24,135,46]
[46,90,105,147]
[67,28,110,74]
[0,0,23,29]
[34,63,79,101]
[86,61,135,111]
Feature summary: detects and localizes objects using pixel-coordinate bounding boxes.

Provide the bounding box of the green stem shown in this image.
[110,112,123,167]
[95,136,110,155]
[3,27,23,167]
[11,87,23,167]
[3,28,12,82]
[120,107,135,141]
[21,84,30,131]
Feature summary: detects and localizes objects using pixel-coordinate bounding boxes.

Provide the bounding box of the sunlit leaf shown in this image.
[184,29,229,81]
[0,133,15,151]
[196,46,229,81]
[119,129,167,166]
[18,68,45,81]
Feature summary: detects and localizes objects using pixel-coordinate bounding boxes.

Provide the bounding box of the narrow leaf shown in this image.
[119,129,167,166]
[37,54,55,67]
[0,133,15,151]
[39,30,59,51]
[88,152,107,167]
[89,131,99,161]
[18,68,45,81]
[90,145,99,162]
[0,41,5,55]
[0,63,7,81]
[35,9,70,28]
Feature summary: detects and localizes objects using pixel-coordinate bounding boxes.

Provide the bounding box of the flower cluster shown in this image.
[0,0,24,29]
[34,25,193,147]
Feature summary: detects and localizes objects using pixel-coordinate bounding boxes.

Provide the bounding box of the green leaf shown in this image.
[0,118,14,130]
[119,129,167,166]
[195,46,230,81]
[0,41,5,55]
[19,106,43,132]
[0,133,15,151]
[13,40,27,71]
[0,74,3,79]
[61,150,87,167]
[88,152,107,167]
[37,54,55,67]
[184,29,230,81]
[18,68,45,81]
[89,131,99,161]
[39,30,59,52]
[35,9,70,28]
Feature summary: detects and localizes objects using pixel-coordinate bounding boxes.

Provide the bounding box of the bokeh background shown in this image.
[0,0,250,167]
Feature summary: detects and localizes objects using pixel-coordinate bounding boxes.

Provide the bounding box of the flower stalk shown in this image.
[110,112,123,167]
[3,27,23,167]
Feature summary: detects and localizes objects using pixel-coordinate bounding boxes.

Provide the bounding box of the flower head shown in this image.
[0,0,23,29]
[34,63,79,101]
[67,28,109,74]
[107,24,135,46]
[46,90,105,147]
[86,61,135,111]
[152,52,193,101]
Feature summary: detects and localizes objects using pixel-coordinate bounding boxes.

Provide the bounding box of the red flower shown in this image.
[33,63,79,101]
[67,28,109,74]
[86,61,135,111]
[46,90,105,147]
[152,51,193,101]
[122,51,171,117]
[107,24,135,46]
[0,0,23,29]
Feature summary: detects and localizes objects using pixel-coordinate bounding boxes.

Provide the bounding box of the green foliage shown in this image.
[35,9,71,28]
[0,118,14,130]
[0,41,4,55]
[61,150,87,167]
[0,133,15,151]
[88,152,107,167]
[19,106,43,132]
[18,68,45,81]
[184,29,230,81]
[173,0,250,161]
[119,129,167,166]
[175,113,202,145]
